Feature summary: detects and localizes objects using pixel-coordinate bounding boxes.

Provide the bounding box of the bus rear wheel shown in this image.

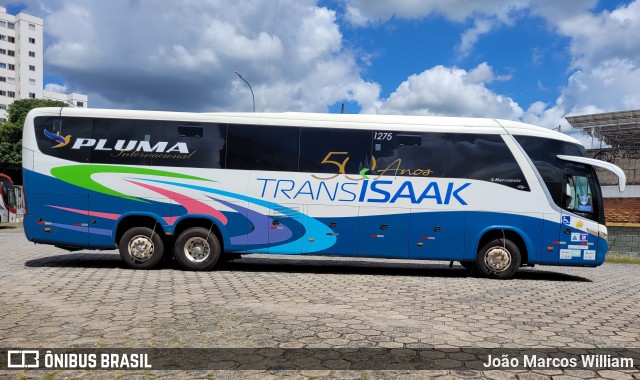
[119,226,164,269]
[173,227,221,271]
[476,238,521,279]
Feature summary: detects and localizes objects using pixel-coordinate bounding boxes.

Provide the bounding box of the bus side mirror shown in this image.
[557,155,626,192]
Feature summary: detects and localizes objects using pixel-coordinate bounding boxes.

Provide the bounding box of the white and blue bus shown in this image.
[22,107,626,279]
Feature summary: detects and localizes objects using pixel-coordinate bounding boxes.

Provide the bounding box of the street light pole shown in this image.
[234,71,255,112]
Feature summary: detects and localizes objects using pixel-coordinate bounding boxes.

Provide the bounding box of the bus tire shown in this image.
[476,238,521,279]
[173,227,221,271]
[119,226,164,269]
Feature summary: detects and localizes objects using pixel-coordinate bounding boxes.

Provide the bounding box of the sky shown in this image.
[5,0,640,145]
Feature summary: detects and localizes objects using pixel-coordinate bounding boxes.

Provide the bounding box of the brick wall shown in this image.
[588,148,640,224]
[604,198,640,223]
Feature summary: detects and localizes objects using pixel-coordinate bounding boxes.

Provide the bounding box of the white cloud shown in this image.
[534,0,640,69]
[456,19,495,58]
[365,62,523,120]
[562,60,640,114]
[343,0,640,139]
[345,5,369,27]
[342,0,640,139]
[521,1,640,137]
[343,1,532,57]
[465,61,502,83]
[15,0,379,112]
[342,0,529,24]
[43,83,67,93]
[11,0,640,142]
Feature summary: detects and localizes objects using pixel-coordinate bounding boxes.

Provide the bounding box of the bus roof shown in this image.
[31,107,580,145]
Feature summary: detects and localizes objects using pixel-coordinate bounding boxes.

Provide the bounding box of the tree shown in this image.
[0,99,68,183]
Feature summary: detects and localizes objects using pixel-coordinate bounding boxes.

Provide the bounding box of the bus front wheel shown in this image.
[476,238,521,279]
[119,226,165,269]
[173,227,221,271]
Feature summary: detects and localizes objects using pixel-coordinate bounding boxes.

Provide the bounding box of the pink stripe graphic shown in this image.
[163,216,179,225]
[47,205,120,220]
[127,180,228,225]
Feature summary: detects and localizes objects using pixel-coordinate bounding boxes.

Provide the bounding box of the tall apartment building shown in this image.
[0,6,87,122]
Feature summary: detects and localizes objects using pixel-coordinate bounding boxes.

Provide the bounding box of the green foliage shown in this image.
[0,99,68,173]
[7,98,68,127]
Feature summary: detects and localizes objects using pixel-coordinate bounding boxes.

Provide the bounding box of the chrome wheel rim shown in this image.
[128,235,154,261]
[484,247,511,272]
[184,237,210,262]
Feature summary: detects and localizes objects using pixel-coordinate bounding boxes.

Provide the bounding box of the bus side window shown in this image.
[33,116,92,163]
[446,133,529,190]
[163,123,226,169]
[178,125,203,138]
[227,124,299,172]
[92,118,151,166]
[373,132,445,177]
[299,128,372,175]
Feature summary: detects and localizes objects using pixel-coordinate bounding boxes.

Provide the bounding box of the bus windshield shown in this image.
[514,135,586,207]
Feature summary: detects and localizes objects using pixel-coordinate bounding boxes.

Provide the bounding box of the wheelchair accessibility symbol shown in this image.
[562,216,571,225]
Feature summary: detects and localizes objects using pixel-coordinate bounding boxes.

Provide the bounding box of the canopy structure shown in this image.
[565,110,640,148]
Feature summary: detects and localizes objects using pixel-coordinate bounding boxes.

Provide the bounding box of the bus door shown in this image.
[558,169,600,265]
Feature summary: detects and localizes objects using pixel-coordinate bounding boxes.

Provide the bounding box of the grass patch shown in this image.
[606,254,640,264]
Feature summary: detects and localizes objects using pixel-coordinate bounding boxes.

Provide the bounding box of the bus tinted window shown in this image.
[300,128,372,174]
[90,119,226,168]
[227,124,299,171]
[373,132,446,177]
[92,118,151,166]
[157,122,226,168]
[515,135,587,205]
[446,134,529,190]
[34,116,92,163]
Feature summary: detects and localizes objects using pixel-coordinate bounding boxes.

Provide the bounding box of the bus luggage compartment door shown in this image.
[267,204,305,254]
[358,207,409,258]
[306,205,358,256]
[409,210,465,260]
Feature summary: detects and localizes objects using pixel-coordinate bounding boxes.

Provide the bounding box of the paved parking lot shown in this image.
[0,224,639,379]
